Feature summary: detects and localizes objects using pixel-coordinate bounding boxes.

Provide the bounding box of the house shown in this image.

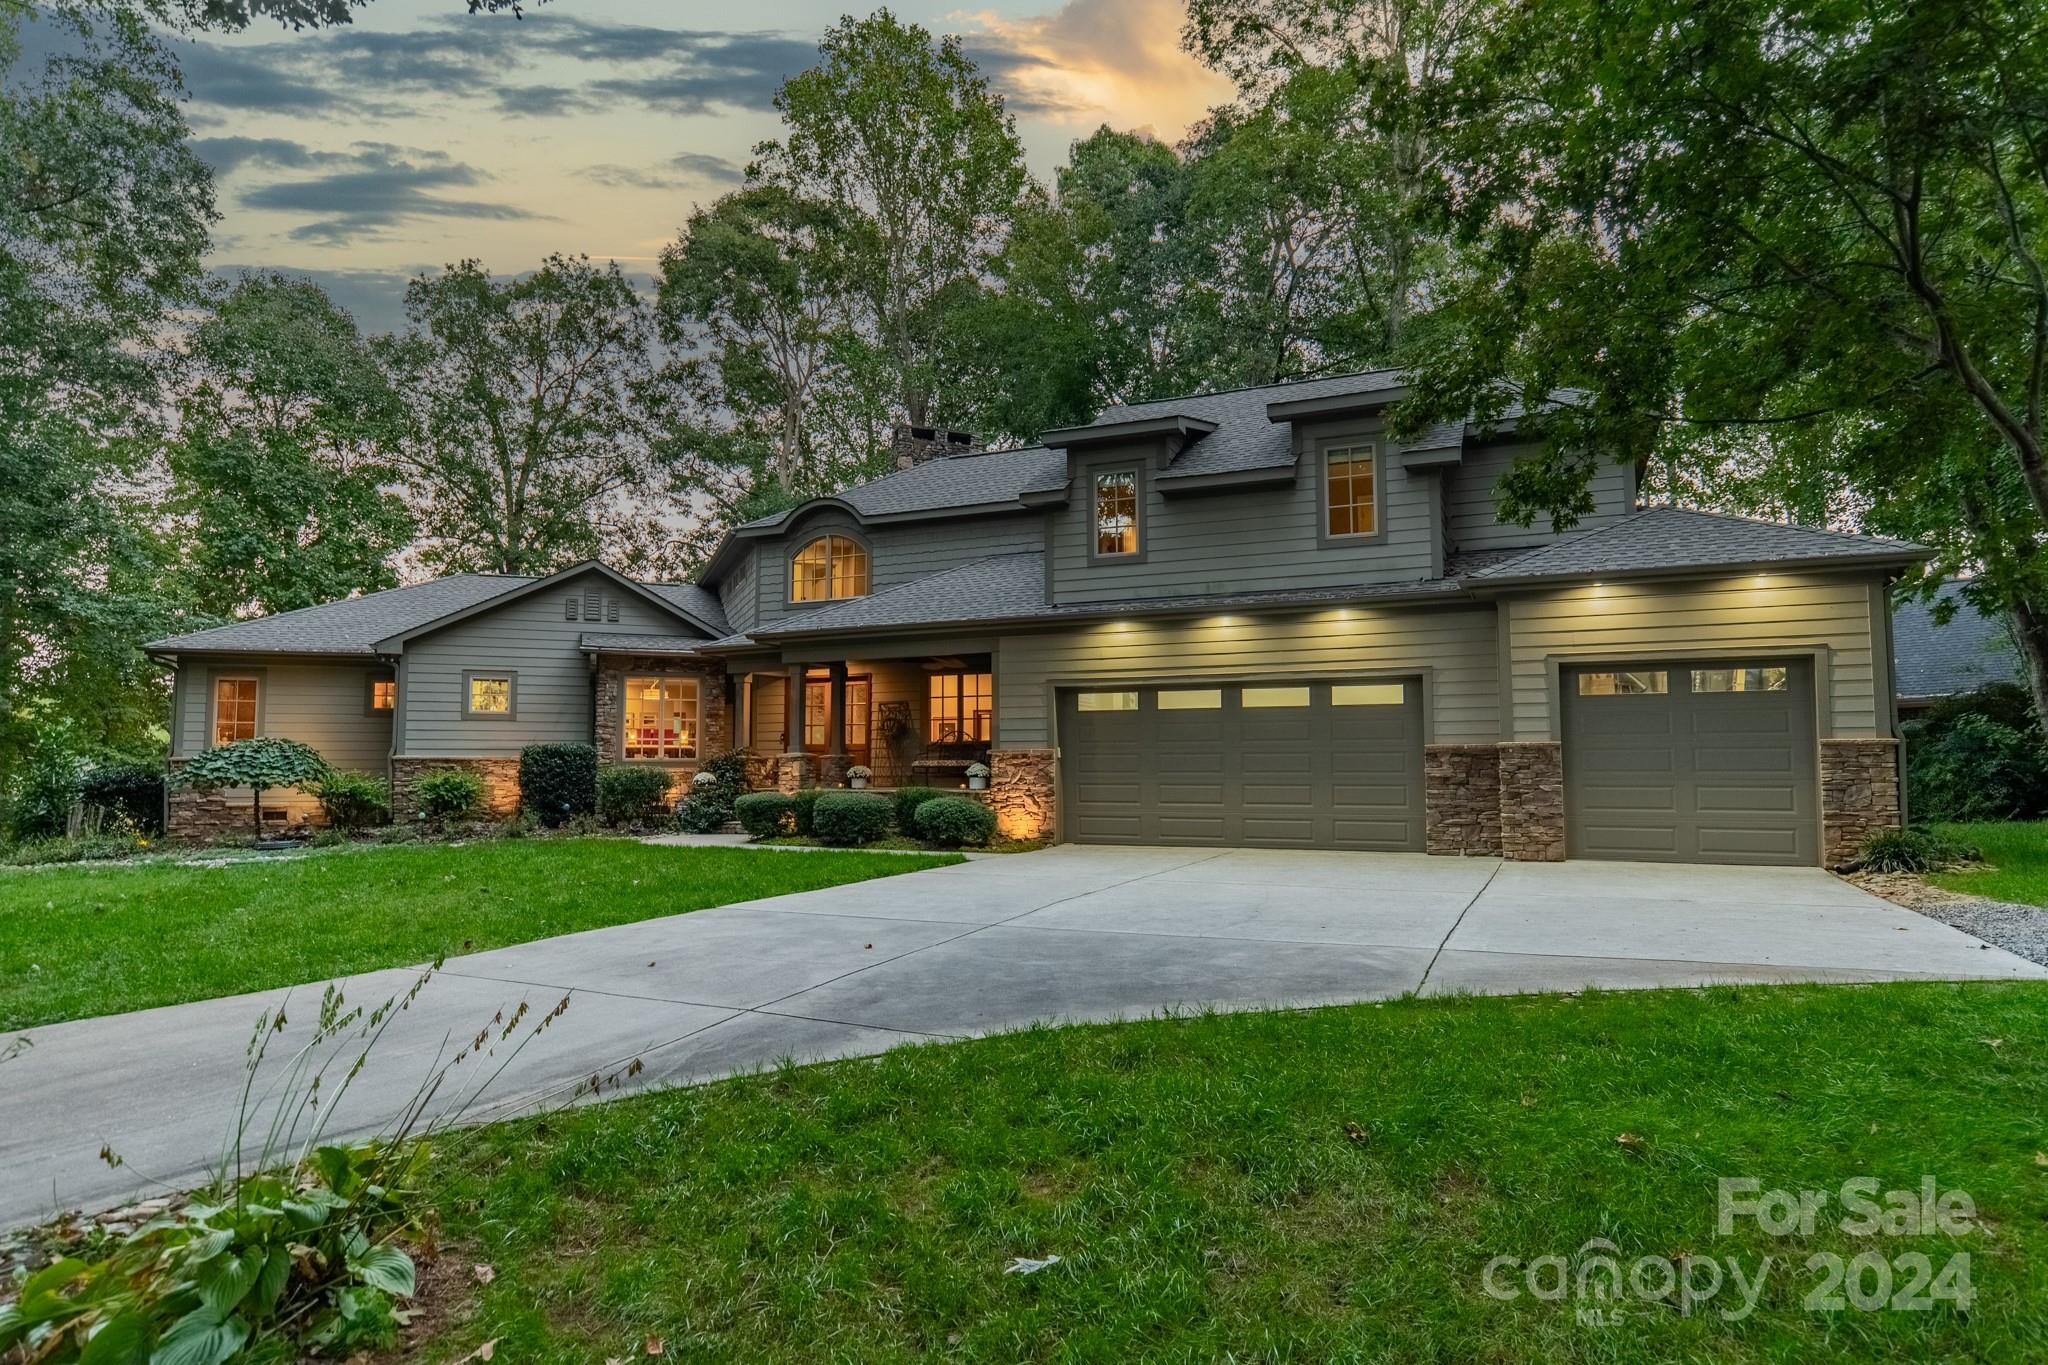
[1891,581,2023,718]
[146,370,1930,866]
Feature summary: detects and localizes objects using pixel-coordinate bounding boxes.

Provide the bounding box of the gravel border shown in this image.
[1903,896,2048,967]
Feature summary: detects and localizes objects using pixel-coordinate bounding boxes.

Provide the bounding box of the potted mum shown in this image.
[965,761,991,792]
[846,764,872,790]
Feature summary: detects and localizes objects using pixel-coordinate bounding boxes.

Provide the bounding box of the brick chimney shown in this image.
[892,423,978,471]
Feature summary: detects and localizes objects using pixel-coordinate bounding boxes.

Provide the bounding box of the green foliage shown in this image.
[1911,681,2037,738]
[790,787,824,838]
[596,764,671,827]
[0,1139,427,1365]
[382,255,682,578]
[413,769,484,824]
[734,792,796,837]
[518,743,597,826]
[889,785,951,833]
[79,762,165,836]
[812,791,892,846]
[672,794,729,834]
[5,715,85,842]
[1857,827,1982,875]
[697,749,751,794]
[309,769,391,832]
[912,795,996,848]
[1907,714,2048,823]
[167,273,414,617]
[177,739,328,830]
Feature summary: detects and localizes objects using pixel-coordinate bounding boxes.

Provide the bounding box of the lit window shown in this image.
[929,672,993,742]
[805,675,872,750]
[791,535,870,602]
[1094,470,1138,556]
[212,677,258,745]
[1157,689,1222,710]
[1242,685,1311,708]
[624,677,699,759]
[1076,690,1138,712]
[466,674,514,716]
[1576,670,1668,696]
[1692,667,1789,693]
[1332,683,1404,706]
[1326,445,1376,537]
[369,679,397,711]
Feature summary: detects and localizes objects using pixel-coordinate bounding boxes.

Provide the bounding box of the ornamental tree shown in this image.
[178,738,329,835]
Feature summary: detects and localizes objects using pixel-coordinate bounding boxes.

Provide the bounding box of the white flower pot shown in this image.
[968,775,989,791]
[849,776,868,789]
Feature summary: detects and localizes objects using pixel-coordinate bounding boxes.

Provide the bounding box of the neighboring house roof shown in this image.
[143,574,534,656]
[148,561,729,657]
[1892,581,2022,701]
[1471,506,1927,582]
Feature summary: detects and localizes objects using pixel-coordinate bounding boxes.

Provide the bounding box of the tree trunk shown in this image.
[2007,597,2048,745]
[250,785,263,837]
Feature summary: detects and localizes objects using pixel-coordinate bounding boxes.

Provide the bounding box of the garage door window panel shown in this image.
[1576,670,1669,696]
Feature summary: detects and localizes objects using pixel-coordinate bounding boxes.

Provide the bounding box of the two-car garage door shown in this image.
[1058,680,1425,850]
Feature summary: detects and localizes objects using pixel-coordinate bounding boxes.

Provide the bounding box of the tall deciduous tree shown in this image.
[1408,0,2048,734]
[168,273,414,616]
[384,255,679,578]
[1,0,213,785]
[757,8,1028,429]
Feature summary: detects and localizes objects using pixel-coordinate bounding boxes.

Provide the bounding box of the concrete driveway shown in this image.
[4,845,2041,1228]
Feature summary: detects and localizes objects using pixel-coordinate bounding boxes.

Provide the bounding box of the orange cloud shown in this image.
[960,0,1235,142]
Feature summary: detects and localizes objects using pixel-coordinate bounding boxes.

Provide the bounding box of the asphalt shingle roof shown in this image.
[641,582,730,636]
[578,632,714,656]
[145,574,535,655]
[1893,581,2022,699]
[1473,506,1927,581]
[737,446,1068,532]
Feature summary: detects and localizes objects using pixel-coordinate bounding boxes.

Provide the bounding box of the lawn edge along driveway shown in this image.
[0,838,961,1031]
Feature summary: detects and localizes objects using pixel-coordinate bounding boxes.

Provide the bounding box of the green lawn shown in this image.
[432,981,2048,1363]
[0,840,957,1030]
[1931,820,2048,905]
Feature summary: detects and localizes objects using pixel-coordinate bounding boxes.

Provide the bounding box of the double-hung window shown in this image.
[1093,470,1139,557]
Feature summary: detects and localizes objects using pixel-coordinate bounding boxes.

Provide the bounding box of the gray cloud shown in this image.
[211,141,538,246]
[575,151,745,191]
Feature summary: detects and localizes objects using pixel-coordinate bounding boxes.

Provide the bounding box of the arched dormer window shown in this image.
[790,534,870,602]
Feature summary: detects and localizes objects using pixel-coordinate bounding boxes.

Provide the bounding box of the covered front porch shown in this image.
[731,650,994,793]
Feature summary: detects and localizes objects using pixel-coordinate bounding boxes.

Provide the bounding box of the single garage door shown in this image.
[1058,680,1424,850]
[1563,660,1818,865]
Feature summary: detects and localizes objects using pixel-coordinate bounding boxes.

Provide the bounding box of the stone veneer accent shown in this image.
[1423,744,1503,856]
[391,757,521,820]
[1497,741,1566,862]
[775,753,814,794]
[593,657,730,803]
[1821,737,1902,867]
[165,757,252,841]
[978,749,1055,841]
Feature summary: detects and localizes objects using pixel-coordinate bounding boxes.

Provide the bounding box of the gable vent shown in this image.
[606,599,620,623]
[584,589,602,621]
[565,596,580,621]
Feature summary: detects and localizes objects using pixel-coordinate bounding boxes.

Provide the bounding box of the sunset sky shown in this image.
[168,0,1231,331]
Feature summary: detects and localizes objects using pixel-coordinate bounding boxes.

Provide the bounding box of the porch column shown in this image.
[819,661,851,787]
[776,662,809,793]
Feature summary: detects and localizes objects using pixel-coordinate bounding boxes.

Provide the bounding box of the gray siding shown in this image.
[995,604,1501,749]
[719,546,759,634]
[750,508,1045,630]
[398,569,704,757]
[1048,420,1437,607]
[171,655,394,819]
[1447,442,1636,552]
[1503,572,1883,740]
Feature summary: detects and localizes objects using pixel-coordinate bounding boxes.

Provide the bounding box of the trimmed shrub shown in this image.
[414,768,484,823]
[177,737,328,836]
[890,785,950,833]
[79,761,165,835]
[309,769,391,831]
[914,795,997,847]
[1907,713,2048,823]
[813,791,892,845]
[597,764,672,826]
[735,792,795,836]
[791,787,824,837]
[519,743,598,826]
[674,795,729,833]
[696,748,751,794]
[1857,826,1981,874]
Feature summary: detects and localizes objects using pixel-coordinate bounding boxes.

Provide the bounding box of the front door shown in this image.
[804,673,872,764]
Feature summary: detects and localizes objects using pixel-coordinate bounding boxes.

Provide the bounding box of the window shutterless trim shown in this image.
[1086,464,1146,565]
[787,529,873,604]
[461,669,518,720]
[620,673,702,761]
[204,667,266,748]
[364,672,398,718]
[1316,438,1386,548]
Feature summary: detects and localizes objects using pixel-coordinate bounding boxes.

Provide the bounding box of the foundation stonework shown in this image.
[391,757,521,820]
[981,749,1055,841]
[164,759,251,841]
[1497,741,1567,862]
[1821,737,1903,867]
[1423,744,1503,856]
[775,753,813,795]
